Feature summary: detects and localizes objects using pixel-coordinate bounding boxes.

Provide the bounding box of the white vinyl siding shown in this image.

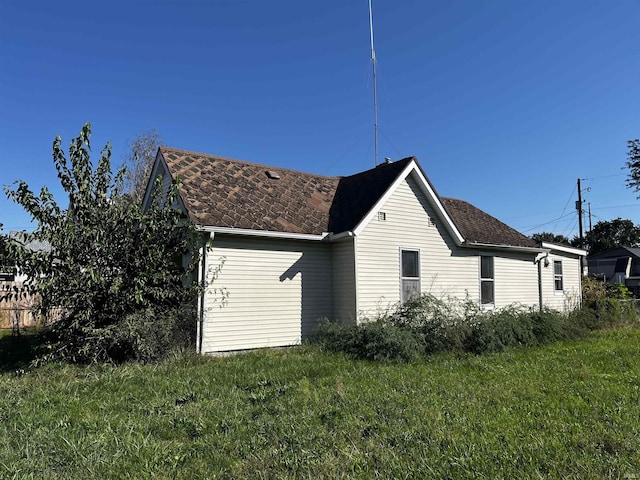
[331,238,357,325]
[540,253,582,311]
[202,235,331,353]
[493,254,539,308]
[355,174,478,320]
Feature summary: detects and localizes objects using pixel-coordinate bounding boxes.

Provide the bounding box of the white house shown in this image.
[143,147,586,354]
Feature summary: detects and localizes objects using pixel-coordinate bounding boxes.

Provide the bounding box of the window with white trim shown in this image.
[554,260,563,292]
[480,256,494,305]
[401,249,420,302]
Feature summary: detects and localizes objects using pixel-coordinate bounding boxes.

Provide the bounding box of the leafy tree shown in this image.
[2,124,200,363]
[531,232,571,246]
[123,129,162,204]
[582,217,640,255]
[0,225,7,262]
[625,138,640,198]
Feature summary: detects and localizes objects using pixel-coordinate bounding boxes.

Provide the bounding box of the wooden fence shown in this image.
[0,282,48,330]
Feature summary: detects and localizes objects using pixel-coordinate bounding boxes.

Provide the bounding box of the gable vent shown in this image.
[266,170,281,179]
[378,211,387,221]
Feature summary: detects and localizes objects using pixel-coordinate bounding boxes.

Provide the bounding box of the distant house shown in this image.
[143,147,586,355]
[0,232,51,329]
[588,247,640,296]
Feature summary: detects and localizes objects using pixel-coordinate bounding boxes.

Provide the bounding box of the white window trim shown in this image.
[399,248,421,303]
[480,255,495,309]
[553,260,564,295]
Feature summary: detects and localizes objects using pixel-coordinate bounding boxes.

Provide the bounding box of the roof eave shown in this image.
[463,241,544,254]
[540,242,587,257]
[196,225,328,241]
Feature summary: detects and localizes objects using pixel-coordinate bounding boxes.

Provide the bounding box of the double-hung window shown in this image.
[401,249,420,302]
[554,260,563,292]
[480,256,494,305]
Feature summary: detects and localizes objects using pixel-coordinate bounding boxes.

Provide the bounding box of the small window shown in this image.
[401,249,420,302]
[554,260,563,291]
[480,256,494,305]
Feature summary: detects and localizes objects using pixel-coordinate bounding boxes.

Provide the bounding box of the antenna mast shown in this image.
[369,0,378,166]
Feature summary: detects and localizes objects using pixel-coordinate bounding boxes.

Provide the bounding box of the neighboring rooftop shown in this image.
[159,147,537,248]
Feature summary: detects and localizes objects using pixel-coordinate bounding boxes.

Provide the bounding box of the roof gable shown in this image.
[328,158,413,234]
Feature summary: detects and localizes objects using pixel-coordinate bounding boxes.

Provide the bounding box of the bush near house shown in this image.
[311,281,639,361]
[2,124,200,364]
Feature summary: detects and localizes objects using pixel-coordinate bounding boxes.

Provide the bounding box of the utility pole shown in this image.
[576,178,584,247]
[588,202,592,232]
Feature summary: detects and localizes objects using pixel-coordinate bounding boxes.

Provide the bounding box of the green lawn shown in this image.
[1,328,639,479]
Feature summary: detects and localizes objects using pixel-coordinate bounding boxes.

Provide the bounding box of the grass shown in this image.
[1,329,640,478]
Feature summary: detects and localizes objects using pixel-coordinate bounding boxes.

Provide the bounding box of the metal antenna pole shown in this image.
[369,0,378,166]
[577,178,584,247]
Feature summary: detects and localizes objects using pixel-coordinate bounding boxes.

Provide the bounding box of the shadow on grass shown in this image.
[0,330,43,373]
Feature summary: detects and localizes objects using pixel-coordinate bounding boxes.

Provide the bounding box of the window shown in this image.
[480,256,494,305]
[554,260,563,292]
[401,249,420,302]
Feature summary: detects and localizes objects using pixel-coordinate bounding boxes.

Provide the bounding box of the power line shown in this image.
[552,185,577,232]
[583,173,626,181]
[520,211,576,233]
[591,203,638,210]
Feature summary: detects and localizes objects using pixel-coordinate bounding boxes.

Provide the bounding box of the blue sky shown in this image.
[1,0,638,239]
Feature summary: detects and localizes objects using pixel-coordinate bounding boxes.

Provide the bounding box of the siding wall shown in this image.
[493,253,539,308]
[331,238,357,325]
[202,235,331,353]
[540,253,582,311]
[355,174,478,320]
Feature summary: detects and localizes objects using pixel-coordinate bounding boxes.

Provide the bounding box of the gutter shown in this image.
[326,231,355,241]
[196,225,326,241]
[534,251,550,312]
[462,241,545,255]
[540,242,587,257]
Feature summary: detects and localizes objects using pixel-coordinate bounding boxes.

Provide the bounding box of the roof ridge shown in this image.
[160,146,339,179]
[339,156,415,180]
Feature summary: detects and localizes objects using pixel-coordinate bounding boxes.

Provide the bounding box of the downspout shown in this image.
[196,231,214,354]
[535,251,549,312]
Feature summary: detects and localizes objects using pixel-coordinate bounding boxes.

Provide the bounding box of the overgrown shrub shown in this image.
[385,293,477,353]
[309,319,354,353]
[3,124,201,364]
[111,307,197,363]
[581,277,638,329]
[466,307,534,354]
[312,285,639,361]
[309,320,422,362]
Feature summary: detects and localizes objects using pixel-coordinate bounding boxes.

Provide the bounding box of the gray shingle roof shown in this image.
[159,147,537,248]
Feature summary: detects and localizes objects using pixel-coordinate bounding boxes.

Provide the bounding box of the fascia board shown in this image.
[197,226,326,241]
[141,149,164,210]
[143,149,187,214]
[464,241,544,255]
[541,242,587,257]
[352,160,465,245]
